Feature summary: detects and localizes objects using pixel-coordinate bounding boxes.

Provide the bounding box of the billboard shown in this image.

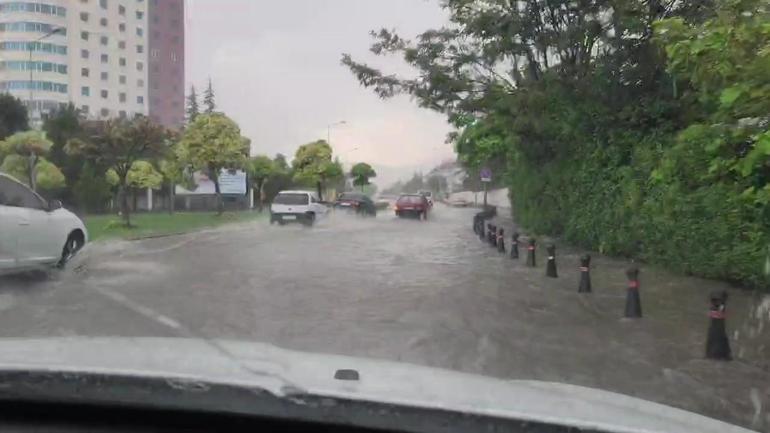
[175,169,247,196]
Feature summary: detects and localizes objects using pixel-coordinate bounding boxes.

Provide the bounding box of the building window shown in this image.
[119,23,125,32]
[100,36,108,46]
[119,5,125,15]
[100,71,108,81]
[100,54,108,63]
[171,52,178,62]
[136,61,143,71]
[150,49,159,58]
[81,105,89,114]
[80,31,89,41]
[81,67,89,77]
[137,79,144,87]
[119,110,127,118]
[136,11,144,19]
[81,49,89,59]
[118,40,125,49]
[119,75,126,84]
[80,12,89,22]
[100,17,108,26]
[100,108,109,117]
[136,95,144,104]
[99,0,107,8]
[119,57,126,66]
[119,93,127,103]
[101,89,108,99]
[81,86,90,96]
[136,27,143,37]
[136,45,143,54]
[152,64,159,72]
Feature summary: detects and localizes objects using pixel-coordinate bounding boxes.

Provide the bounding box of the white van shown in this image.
[270,191,327,226]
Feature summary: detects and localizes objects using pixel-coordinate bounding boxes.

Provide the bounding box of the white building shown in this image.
[1,0,151,124]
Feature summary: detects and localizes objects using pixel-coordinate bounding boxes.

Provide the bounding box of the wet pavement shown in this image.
[0,204,768,431]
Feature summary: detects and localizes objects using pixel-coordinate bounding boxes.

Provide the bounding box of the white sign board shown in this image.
[175,169,247,195]
[218,170,247,195]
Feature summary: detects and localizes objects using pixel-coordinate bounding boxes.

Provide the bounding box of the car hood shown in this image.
[0,337,753,433]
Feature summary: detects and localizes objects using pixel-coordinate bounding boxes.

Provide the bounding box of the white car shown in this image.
[270,190,327,226]
[0,173,88,273]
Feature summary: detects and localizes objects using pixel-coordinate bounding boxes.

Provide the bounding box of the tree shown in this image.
[203,78,215,114]
[0,93,29,141]
[176,113,248,214]
[0,130,59,191]
[402,173,424,193]
[427,174,448,194]
[44,104,86,204]
[107,160,163,190]
[1,154,65,192]
[264,153,293,204]
[186,85,200,124]
[292,140,343,200]
[72,163,111,213]
[350,162,376,192]
[247,155,275,211]
[66,116,169,226]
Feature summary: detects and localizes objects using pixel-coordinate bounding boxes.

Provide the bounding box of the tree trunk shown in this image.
[360,183,365,192]
[316,181,323,201]
[211,169,223,215]
[168,181,175,214]
[28,154,37,192]
[119,181,131,227]
[257,179,264,212]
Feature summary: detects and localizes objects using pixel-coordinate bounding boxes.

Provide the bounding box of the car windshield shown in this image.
[273,193,309,205]
[0,1,767,432]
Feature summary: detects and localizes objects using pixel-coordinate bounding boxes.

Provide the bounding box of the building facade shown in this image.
[0,0,184,128]
[148,0,183,129]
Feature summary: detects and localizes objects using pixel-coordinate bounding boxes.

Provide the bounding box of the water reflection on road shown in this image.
[0,204,768,430]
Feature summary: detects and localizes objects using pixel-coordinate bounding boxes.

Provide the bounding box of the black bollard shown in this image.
[578,254,591,293]
[486,224,493,243]
[525,238,536,267]
[510,232,520,259]
[545,244,558,278]
[624,267,642,318]
[473,215,479,235]
[479,221,486,241]
[497,228,505,253]
[489,224,498,248]
[705,291,732,361]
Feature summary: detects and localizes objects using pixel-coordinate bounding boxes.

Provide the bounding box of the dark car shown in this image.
[394,194,430,220]
[333,192,377,216]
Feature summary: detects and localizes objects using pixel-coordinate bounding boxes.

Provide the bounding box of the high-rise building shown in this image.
[148,0,184,129]
[0,0,184,129]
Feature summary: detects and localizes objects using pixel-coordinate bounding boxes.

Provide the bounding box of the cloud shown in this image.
[186,0,453,170]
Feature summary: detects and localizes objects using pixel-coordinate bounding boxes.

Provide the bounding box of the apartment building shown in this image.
[148,0,183,128]
[0,0,184,128]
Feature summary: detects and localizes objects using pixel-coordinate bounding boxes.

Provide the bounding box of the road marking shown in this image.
[91,286,182,331]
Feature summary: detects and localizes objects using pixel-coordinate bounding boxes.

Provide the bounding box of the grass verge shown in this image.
[85,211,267,241]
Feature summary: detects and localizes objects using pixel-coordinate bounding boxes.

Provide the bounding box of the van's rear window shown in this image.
[274,193,309,205]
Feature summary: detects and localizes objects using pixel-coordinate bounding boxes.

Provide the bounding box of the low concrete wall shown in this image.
[448,188,510,208]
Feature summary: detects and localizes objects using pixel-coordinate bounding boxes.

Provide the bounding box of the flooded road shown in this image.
[0,204,768,430]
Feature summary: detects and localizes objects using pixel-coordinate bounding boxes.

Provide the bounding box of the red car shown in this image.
[394,194,430,220]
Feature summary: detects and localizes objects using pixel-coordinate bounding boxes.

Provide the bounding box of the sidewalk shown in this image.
[471,206,770,431]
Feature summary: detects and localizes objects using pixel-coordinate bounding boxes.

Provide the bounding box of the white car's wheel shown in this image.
[57,233,84,269]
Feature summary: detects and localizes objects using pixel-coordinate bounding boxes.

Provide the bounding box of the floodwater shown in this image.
[0,204,768,430]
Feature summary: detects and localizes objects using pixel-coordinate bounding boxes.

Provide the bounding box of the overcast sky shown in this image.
[185,0,454,186]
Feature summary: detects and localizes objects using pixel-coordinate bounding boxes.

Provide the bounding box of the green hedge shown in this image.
[508,135,769,289]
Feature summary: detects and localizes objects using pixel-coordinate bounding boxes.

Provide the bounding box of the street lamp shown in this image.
[326,120,347,145]
[28,26,64,121]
